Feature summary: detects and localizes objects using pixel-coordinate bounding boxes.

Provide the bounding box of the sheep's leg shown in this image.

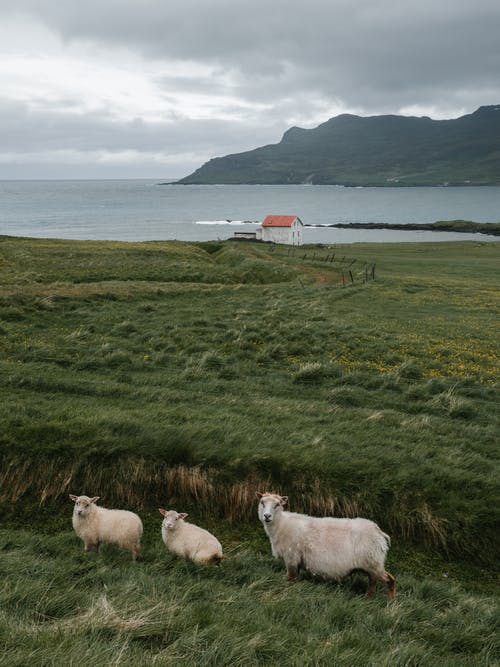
[131,543,141,561]
[286,563,299,581]
[367,569,396,599]
[84,541,99,554]
[384,572,396,600]
[366,574,377,597]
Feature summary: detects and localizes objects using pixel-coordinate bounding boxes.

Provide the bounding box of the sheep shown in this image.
[257,492,395,599]
[69,495,143,561]
[159,509,223,564]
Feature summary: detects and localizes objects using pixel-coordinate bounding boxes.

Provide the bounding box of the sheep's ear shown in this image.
[280,496,288,507]
[158,508,168,516]
[69,494,78,502]
[178,513,188,520]
[90,497,100,504]
[256,491,264,499]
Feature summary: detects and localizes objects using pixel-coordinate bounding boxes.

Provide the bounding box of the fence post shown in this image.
[349,270,354,285]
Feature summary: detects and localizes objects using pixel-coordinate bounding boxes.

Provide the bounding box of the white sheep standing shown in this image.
[257,492,395,599]
[159,509,223,564]
[70,495,143,561]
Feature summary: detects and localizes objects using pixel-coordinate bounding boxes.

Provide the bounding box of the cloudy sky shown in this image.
[1,0,499,179]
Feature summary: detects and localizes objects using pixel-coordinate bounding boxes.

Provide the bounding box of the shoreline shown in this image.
[304,220,500,236]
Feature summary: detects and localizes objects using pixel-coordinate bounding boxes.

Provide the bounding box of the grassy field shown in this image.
[0,236,499,665]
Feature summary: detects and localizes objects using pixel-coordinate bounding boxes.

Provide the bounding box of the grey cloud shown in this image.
[2,1,499,178]
[8,0,500,114]
[0,99,283,165]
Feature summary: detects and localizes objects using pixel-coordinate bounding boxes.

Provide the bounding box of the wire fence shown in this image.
[266,244,376,287]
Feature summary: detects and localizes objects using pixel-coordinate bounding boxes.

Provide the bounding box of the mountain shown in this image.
[175,106,500,186]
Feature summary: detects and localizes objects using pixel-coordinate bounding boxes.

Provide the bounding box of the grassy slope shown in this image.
[0,236,499,665]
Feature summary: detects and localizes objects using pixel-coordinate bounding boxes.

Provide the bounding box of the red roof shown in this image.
[261,215,300,227]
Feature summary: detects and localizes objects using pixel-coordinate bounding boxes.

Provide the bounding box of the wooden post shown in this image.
[349,270,354,284]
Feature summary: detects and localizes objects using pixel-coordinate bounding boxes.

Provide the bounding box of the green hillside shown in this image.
[1,237,499,665]
[175,105,500,186]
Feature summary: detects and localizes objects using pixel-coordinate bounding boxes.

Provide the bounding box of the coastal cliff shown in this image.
[175,106,500,186]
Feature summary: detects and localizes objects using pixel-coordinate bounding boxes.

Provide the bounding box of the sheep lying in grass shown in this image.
[159,509,223,564]
[70,495,143,561]
[257,492,395,599]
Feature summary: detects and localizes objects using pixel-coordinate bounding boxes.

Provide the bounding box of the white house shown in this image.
[256,215,303,245]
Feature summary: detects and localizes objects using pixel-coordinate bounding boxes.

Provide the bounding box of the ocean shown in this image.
[0,180,499,244]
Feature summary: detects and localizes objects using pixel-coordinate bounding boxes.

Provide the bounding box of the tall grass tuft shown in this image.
[395,360,423,381]
[0,456,462,551]
[428,386,476,419]
[292,362,326,384]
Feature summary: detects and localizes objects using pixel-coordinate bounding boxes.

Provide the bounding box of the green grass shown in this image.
[0,236,499,664]
[1,527,498,666]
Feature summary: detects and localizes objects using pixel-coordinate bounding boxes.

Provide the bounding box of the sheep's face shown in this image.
[159,509,188,530]
[257,493,288,524]
[70,495,99,518]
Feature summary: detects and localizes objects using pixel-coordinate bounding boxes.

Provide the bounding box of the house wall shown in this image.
[261,227,293,244]
[292,220,302,245]
[261,219,303,245]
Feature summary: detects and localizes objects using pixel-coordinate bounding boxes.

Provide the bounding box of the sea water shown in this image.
[0,180,499,243]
